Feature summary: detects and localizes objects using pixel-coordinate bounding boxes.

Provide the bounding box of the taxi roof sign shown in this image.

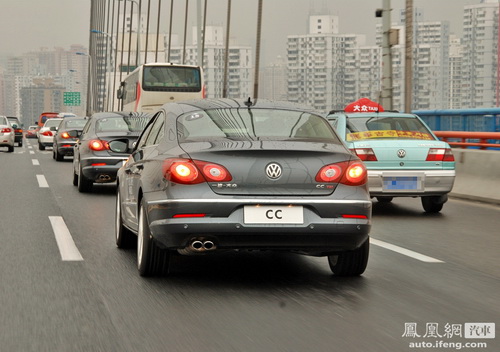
[344,98,384,113]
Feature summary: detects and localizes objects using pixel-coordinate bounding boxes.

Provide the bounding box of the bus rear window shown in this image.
[143,66,201,91]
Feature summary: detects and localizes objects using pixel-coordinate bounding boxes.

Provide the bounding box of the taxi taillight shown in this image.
[426,148,455,162]
[350,148,377,161]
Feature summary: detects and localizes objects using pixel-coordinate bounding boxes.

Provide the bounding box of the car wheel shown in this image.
[18,141,22,147]
[421,196,446,213]
[77,163,93,193]
[38,141,45,151]
[376,196,393,203]
[8,145,14,153]
[137,199,170,277]
[115,189,135,249]
[327,238,369,276]
[55,147,64,161]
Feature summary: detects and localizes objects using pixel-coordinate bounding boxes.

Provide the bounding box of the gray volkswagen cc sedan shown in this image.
[114,98,372,277]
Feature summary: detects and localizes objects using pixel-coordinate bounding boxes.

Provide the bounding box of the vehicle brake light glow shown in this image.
[163,158,232,184]
[91,163,107,167]
[1,128,12,133]
[173,213,206,218]
[316,160,367,186]
[351,148,377,161]
[41,131,53,137]
[89,139,109,151]
[342,214,368,219]
[61,132,71,139]
[426,148,455,162]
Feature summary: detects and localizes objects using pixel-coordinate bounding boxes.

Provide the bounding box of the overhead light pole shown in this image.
[76,52,93,116]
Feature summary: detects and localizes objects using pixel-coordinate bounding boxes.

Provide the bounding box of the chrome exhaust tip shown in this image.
[191,240,204,251]
[203,240,215,250]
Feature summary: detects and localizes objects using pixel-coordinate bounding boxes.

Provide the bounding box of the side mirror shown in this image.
[108,139,131,154]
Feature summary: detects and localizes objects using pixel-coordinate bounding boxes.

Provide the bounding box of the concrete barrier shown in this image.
[449,149,500,205]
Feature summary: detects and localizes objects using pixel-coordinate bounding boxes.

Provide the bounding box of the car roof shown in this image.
[172,98,320,113]
[90,111,152,119]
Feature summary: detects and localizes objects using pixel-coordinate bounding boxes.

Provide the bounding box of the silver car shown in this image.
[114,99,372,277]
[0,116,15,153]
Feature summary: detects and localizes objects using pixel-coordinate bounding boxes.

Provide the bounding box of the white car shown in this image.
[0,116,15,152]
[38,118,63,150]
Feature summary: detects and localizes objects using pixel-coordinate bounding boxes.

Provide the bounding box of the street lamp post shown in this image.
[91,29,114,111]
[120,0,142,67]
[76,52,93,116]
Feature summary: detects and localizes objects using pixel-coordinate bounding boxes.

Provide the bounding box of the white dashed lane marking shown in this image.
[36,174,49,188]
[371,238,444,263]
[48,216,84,261]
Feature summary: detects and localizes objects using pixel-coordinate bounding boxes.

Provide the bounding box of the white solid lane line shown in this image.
[371,238,444,263]
[48,216,84,261]
[32,159,39,166]
[36,174,49,188]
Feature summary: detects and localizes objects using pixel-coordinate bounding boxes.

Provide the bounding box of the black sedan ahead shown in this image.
[73,111,152,192]
[53,117,88,161]
[114,98,372,277]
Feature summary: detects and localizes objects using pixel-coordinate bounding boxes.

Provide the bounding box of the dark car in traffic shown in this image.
[73,111,152,192]
[7,116,23,147]
[53,117,88,161]
[114,98,372,277]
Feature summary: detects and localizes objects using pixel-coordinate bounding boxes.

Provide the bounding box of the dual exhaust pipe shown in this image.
[178,238,217,255]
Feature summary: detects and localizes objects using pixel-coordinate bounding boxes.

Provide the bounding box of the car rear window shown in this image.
[0,117,7,125]
[96,115,151,133]
[64,119,87,128]
[345,115,435,141]
[177,108,340,142]
[44,119,63,128]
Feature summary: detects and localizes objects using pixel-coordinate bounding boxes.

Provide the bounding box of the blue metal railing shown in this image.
[413,108,500,132]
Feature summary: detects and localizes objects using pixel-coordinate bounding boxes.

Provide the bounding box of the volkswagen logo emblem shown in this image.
[397,149,406,158]
[265,163,282,179]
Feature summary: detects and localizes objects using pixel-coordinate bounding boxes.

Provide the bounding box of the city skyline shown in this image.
[0,0,480,66]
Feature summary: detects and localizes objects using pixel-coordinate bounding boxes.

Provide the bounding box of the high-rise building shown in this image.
[461,0,499,108]
[449,35,463,109]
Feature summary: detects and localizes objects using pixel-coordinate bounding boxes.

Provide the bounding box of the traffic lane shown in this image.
[371,197,500,278]
[0,142,125,351]
[29,144,499,351]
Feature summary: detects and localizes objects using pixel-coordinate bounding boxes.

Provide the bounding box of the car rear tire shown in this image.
[18,141,22,147]
[38,141,45,151]
[8,145,14,153]
[115,190,135,249]
[421,196,445,213]
[376,196,393,203]
[77,163,93,193]
[54,147,64,161]
[137,199,170,277]
[328,238,369,276]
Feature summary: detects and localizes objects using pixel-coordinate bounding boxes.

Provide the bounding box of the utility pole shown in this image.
[378,0,393,110]
[405,0,413,113]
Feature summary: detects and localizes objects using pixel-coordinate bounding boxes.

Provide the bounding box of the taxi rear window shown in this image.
[346,116,435,141]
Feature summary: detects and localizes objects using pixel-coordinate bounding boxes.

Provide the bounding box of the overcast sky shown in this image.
[0,0,483,65]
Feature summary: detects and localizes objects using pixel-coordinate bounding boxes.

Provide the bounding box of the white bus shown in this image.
[117,63,205,112]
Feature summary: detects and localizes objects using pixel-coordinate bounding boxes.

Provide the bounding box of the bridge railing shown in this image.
[434,131,500,150]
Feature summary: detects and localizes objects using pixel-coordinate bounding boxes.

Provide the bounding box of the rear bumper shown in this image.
[81,156,128,182]
[367,169,455,196]
[144,197,372,256]
[39,135,54,146]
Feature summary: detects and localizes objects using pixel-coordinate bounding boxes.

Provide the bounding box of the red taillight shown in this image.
[316,160,367,186]
[426,148,455,162]
[173,213,206,218]
[350,148,377,161]
[163,158,232,184]
[89,139,109,151]
[342,214,368,219]
[15,129,22,133]
[41,131,53,136]
[61,132,71,139]
[1,128,12,133]
[91,163,107,167]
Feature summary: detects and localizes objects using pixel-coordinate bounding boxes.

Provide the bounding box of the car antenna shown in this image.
[244,97,253,108]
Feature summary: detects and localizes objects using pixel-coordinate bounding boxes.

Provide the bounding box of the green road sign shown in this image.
[64,92,81,106]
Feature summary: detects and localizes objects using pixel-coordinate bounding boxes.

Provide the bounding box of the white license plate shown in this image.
[244,205,304,224]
